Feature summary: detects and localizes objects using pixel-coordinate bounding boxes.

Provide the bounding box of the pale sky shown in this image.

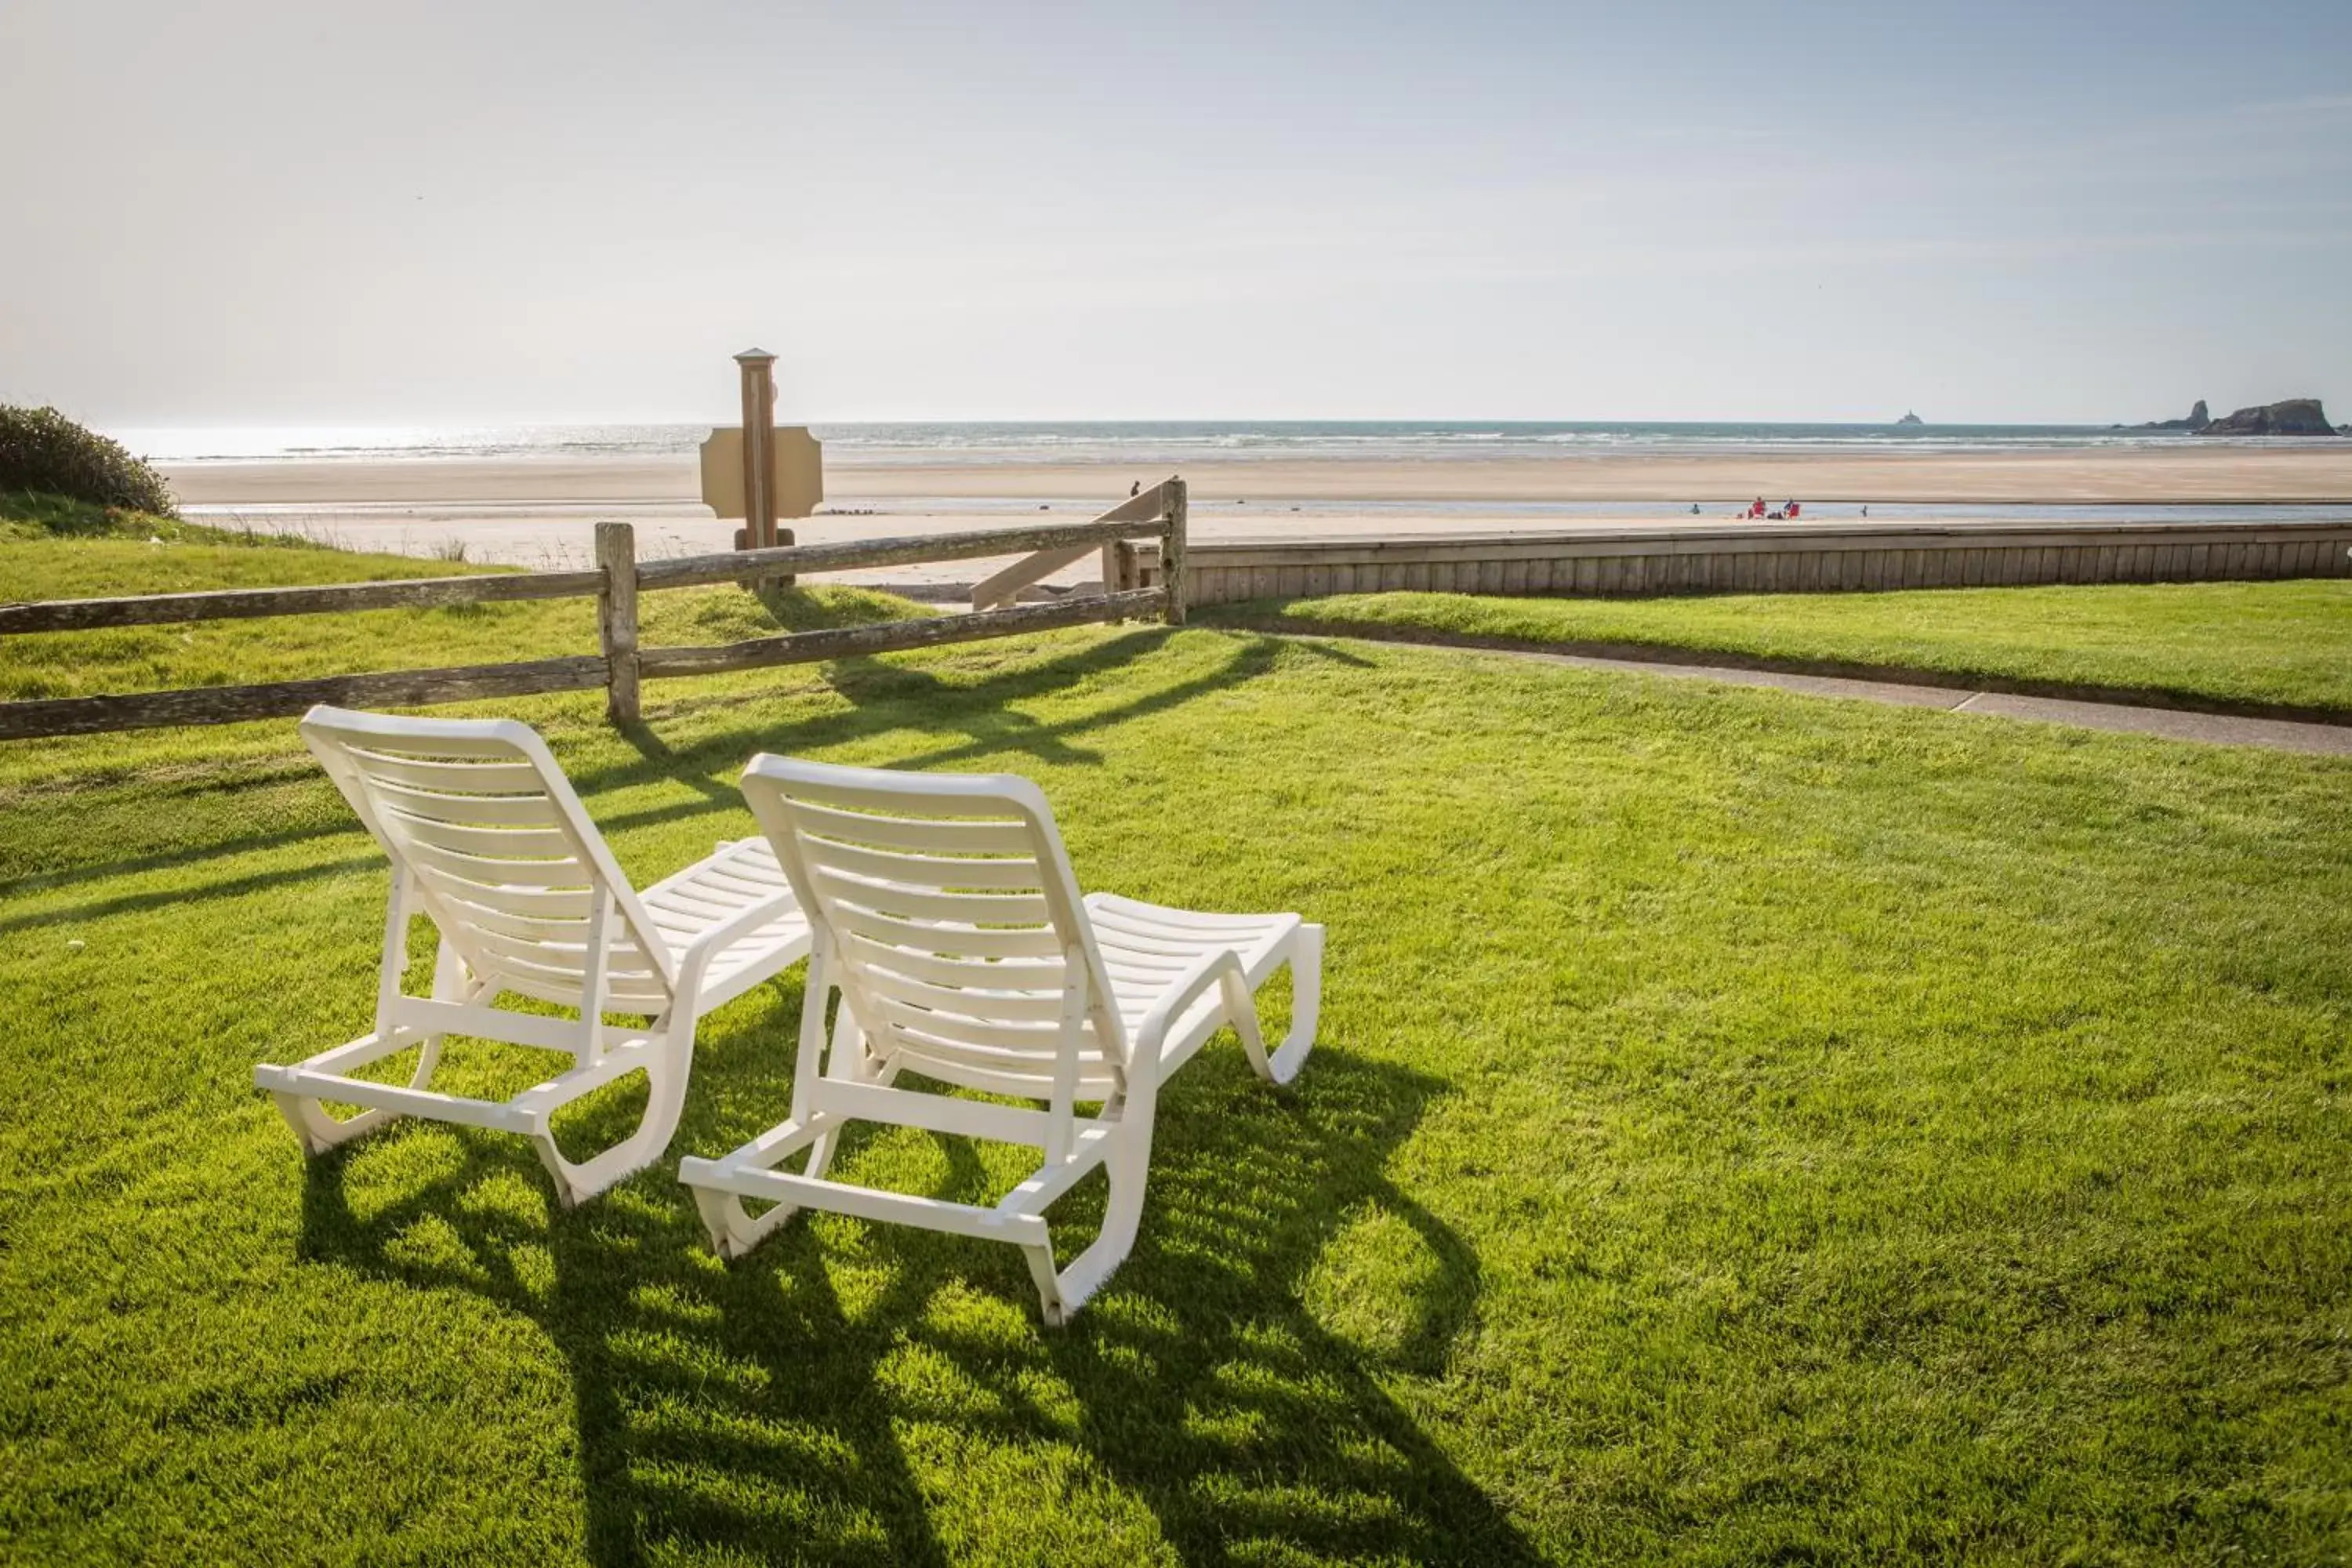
[3,1,2348,427]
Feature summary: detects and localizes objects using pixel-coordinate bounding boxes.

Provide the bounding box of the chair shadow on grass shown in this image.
[294,993,1539,1566]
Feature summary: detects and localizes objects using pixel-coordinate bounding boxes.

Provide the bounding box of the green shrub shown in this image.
[0,405,178,517]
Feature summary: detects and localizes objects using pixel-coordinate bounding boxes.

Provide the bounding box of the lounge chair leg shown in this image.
[1033,1134,1152,1326]
[694,1018,889,1258]
[694,1108,863,1259]
[271,1094,395,1157]
[270,943,478,1160]
[692,1184,760,1259]
[531,1009,698,1209]
[405,941,470,1091]
[1264,922,1323,1087]
[1025,1240,1069,1326]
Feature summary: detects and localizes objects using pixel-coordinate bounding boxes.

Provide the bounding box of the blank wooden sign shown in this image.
[699,426,825,520]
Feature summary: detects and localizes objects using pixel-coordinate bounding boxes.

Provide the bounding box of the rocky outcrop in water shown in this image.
[2195,398,2339,436]
[1895,412,1923,425]
[2127,398,2209,431]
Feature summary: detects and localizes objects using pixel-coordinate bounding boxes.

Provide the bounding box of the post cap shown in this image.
[734,347,776,364]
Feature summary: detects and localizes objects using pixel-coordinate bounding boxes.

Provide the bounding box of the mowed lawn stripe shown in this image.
[1213,579,2352,716]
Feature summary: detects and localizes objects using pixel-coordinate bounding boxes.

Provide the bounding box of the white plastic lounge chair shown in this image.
[254,707,812,1207]
[678,755,1323,1323]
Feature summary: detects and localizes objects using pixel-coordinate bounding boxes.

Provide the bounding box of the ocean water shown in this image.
[112,419,2339,466]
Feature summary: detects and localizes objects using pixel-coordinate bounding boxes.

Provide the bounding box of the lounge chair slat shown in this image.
[880,1039,1121,1100]
[379,813,577,861]
[400,838,596,888]
[429,881,597,920]
[856,967,1070,1022]
[343,754,548,793]
[815,870,1054,928]
[828,903,1065,959]
[462,923,663,979]
[837,933,1063,989]
[366,779,573,824]
[869,994,1095,1056]
[476,951,673,1010]
[419,902,589,945]
[808,839,1047,890]
[674,871,788,907]
[787,799,1035,854]
[348,731,554,760]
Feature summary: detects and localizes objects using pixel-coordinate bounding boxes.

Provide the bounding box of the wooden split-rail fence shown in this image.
[0,480,1189,742]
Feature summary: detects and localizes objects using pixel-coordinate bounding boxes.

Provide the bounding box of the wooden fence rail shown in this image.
[639,517,1174,592]
[0,569,608,636]
[968,485,1184,611]
[0,480,1185,742]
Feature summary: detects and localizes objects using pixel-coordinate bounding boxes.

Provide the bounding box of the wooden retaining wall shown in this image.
[1182,518,2352,605]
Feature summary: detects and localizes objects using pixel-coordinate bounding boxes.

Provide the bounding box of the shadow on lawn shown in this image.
[295,1033,1536,1566]
[1,626,1305,935]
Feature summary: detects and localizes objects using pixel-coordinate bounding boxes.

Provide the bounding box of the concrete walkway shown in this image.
[1352,641,2352,756]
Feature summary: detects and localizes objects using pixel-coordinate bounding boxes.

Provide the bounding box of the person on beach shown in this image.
[1130,481,1140,497]
[1750,497,1767,519]
[1786,500,1801,519]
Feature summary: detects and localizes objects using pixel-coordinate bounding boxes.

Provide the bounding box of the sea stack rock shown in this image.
[2195,398,2338,436]
[2134,398,2210,431]
[1895,411,1923,425]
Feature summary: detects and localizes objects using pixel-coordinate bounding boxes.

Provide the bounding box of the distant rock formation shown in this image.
[1895,411,1923,426]
[2194,398,2339,437]
[2127,398,2210,431]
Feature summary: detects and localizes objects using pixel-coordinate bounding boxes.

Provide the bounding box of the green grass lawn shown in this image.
[1210,579,2352,714]
[0,520,925,703]
[2,536,2349,1563]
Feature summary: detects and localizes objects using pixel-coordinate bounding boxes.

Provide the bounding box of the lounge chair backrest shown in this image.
[300,707,677,1011]
[738,755,1130,1103]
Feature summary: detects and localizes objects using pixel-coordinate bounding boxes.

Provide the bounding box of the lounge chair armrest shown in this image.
[1131,947,1248,1073]
[672,889,804,987]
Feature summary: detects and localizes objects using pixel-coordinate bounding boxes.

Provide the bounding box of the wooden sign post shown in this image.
[735,348,778,551]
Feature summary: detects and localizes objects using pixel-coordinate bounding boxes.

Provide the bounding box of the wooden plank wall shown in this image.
[1181,521,2352,605]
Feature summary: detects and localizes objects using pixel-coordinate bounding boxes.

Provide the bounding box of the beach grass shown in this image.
[1208,580,2352,714]
[1,488,329,550]
[2,539,2348,1563]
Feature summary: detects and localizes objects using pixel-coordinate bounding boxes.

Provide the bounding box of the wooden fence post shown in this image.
[1163,477,1188,625]
[596,521,641,724]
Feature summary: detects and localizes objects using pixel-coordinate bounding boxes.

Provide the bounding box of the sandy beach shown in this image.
[161,445,2352,586]
[169,445,2352,508]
